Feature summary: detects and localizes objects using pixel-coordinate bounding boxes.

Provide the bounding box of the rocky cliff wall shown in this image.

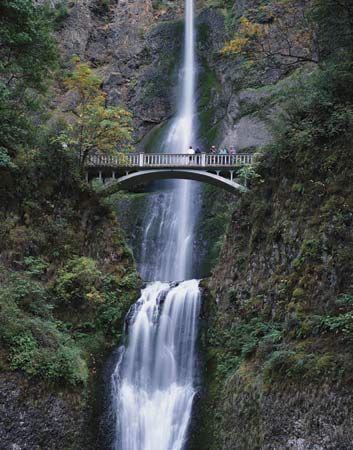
[55,0,185,142]
[188,1,353,448]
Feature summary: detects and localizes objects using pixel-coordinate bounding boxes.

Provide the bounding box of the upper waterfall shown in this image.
[139,0,200,282]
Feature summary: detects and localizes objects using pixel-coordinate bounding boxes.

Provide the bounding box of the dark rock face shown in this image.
[0,372,93,450]
[56,0,183,142]
[220,377,353,450]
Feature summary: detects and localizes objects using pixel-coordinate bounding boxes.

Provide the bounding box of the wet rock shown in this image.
[0,372,93,450]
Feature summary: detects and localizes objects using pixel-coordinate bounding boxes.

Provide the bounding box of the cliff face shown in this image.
[186,0,353,448]
[55,0,185,142]
[0,148,140,448]
[0,372,93,449]
[192,1,353,446]
[195,5,273,151]
[201,158,353,449]
[55,0,272,150]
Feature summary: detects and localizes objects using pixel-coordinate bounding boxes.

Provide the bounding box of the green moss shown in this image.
[143,120,171,154]
[292,287,305,298]
[196,185,234,275]
[197,64,222,147]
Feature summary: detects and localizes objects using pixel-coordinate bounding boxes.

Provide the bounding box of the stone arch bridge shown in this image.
[86,153,254,195]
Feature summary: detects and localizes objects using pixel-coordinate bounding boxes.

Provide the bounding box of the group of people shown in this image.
[210,145,237,155]
[186,145,238,155]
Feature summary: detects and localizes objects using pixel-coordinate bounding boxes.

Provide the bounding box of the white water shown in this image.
[112,281,201,450]
[111,0,201,448]
[139,0,199,282]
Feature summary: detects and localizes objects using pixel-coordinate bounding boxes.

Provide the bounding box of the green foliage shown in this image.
[202,0,234,10]
[0,256,138,385]
[0,279,88,385]
[292,287,305,298]
[0,0,58,89]
[0,0,58,159]
[0,1,139,391]
[58,59,133,170]
[263,349,340,384]
[9,334,88,385]
[209,317,283,378]
[196,185,234,274]
[238,164,262,188]
[21,256,49,278]
[263,349,296,381]
[0,148,16,168]
[266,63,353,175]
[336,294,353,307]
[320,313,353,335]
[0,143,139,386]
[209,288,353,387]
[53,1,70,27]
[7,275,50,317]
[54,257,103,306]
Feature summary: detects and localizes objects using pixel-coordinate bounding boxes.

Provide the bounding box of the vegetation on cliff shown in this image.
[0,0,139,389]
[196,1,353,448]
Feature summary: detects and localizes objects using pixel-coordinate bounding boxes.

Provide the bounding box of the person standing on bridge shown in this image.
[187,145,195,164]
[229,146,237,163]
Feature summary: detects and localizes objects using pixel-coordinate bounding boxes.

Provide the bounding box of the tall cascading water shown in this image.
[111,0,201,448]
[139,0,200,283]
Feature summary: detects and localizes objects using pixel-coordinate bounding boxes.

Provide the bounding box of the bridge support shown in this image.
[98,169,247,195]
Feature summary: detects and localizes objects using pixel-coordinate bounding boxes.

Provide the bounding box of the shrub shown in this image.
[5,275,51,318]
[336,294,353,307]
[0,286,88,385]
[320,313,353,335]
[22,256,49,278]
[292,287,305,298]
[54,257,103,306]
[263,349,296,382]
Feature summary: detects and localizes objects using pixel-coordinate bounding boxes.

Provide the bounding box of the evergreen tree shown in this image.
[0,0,58,165]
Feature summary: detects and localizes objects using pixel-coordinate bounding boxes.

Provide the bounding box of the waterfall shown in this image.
[112,281,201,450]
[139,0,199,283]
[111,0,201,448]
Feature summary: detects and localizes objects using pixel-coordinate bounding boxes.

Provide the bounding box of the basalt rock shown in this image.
[0,372,92,450]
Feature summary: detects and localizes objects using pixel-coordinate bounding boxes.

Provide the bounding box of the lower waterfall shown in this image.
[111,281,201,450]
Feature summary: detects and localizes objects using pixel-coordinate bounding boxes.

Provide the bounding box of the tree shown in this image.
[222,1,319,72]
[0,0,58,164]
[60,59,133,171]
[222,0,353,73]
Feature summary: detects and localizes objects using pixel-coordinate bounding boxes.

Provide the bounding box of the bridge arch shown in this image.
[99,169,247,196]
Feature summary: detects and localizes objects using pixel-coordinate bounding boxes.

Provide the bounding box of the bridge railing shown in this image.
[87,152,253,168]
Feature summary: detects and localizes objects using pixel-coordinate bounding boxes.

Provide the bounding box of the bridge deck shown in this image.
[87,153,253,169]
